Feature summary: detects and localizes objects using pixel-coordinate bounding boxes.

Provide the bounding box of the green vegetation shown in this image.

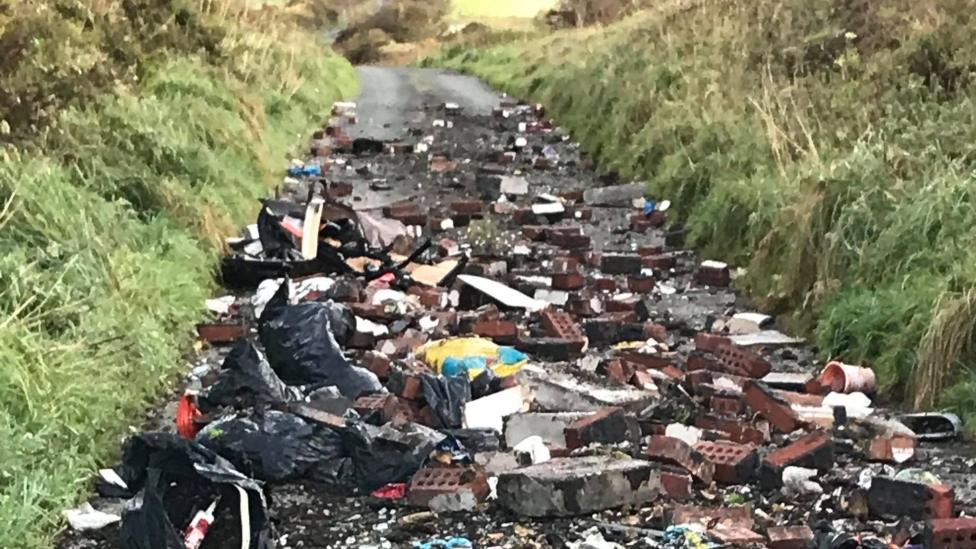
[0,1,355,546]
[426,0,976,425]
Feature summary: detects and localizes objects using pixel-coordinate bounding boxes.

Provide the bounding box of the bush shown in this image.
[425,0,976,428]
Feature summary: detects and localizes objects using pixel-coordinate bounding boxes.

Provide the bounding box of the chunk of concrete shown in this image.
[583,183,644,207]
[463,386,531,432]
[517,364,659,412]
[504,412,589,447]
[496,456,660,517]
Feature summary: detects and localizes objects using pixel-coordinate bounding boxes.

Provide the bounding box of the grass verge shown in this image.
[0,2,356,547]
[424,0,976,427]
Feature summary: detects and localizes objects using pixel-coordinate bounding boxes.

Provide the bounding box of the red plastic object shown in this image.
[176,394,202,439]
[370,482,407,500]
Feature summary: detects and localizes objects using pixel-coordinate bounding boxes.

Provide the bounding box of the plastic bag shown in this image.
[197,411,350,484]
[257,199,299,258]
[417,337,528,380]
[198,340,304,412]
[341,421,445,491]
[420,374,471,429]
[111,433,272,549]
[259,281,379,398]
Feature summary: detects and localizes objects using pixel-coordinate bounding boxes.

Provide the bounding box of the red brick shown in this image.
[744,381,803,433]
[605,296,641,313]
[472,319,519,343]
[289,404,345,429]
[695,262,731,287]
[388,142,412,155]
[564,406,637,449]
[616,351,672,371]
[512,208,536,225]
[600,359,636,384]
[694,440,758,485]
[196,323,247,344]
[590,277,617,292]
[549,231,592,250]
[407,286,447,309]
[397,374,425,401]
[540,309,586,350]
[638,245,664,257]
[451,199,485,215]
[630,214,654,234]
[645,436,715,484]
[327,181,352,198]
[867,434,917,463]
[695,413,770,445]
[361,351,392,380]
[533,156,553,169]
[354,393,399,423]
[642,254,676,270]
[384,201,420,218]
[643,322,668,342]
[671,505,753,529]
[694,332,732,353]
[552,256,579,271]
[630,370,657,390]
[768,525,815,549]
[928,517,976,549]
[709,395,744,415]
[521,225,547,241]
[571,206,593,221]
[627,275,656,293]
[709,525,765,545]
[660,469,692,501]
[552,271,585,290]
[762,431,833,487]
[406,467,490,507]
[713,344,772,378]
[430,156,458,173]
[773,389,824,407]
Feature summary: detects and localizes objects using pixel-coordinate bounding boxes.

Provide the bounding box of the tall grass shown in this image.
[0,2,356,546]
[425,0,976,427]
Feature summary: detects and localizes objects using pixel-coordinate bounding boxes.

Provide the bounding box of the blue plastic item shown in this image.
[414,537,473,549]
[441,356,487,377]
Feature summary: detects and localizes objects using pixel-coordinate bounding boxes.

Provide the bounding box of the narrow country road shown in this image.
[58,66,976,549]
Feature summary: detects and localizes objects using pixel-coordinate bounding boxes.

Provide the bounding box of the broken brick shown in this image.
[695,440,758,485]
[642,254,676,270]
[630,370,658,390]
[643,322,668,342]
[406,467,490,508]
[599,359,636,384]
[713,344,772,378]
[549,231,591,250]
[196,322,247,344]
[695,332,731,353]
[353,393,399,423]
[695,413,770,445]
[645,435,715,485]
[761,431,833,487]
[709,525,765,545]
[540,309,586,350]
[744,381,803,433]
[627,275,656,293]
[361,351,392,380]
[868,476,955,520]
[695,261,731,287]
[551,271,585,290]
[709,394,744,415]
[522,226,547,241]
[590,277,617,292]
[660,469,693,501]
[512,208,537,225]
[767,525,816,549]
[927,517,976,549]
[564,406,639,449]
[867,434,917,464]
[472,319,519,344]
[451,199,484,215]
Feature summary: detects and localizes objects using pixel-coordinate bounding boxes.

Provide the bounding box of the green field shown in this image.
[427,0,976,427]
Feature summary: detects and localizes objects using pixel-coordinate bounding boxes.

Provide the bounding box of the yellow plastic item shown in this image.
[417,337,527,380]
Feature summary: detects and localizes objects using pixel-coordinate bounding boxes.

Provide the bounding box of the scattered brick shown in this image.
[406,467,490,508]
[353,393,398,423]
[761,431,834,487]
[627,275,656,293]
[867,434,917,464]
[927,517,976,549]
[642,254,677,270]
[599,359,636,384]
[868,476,955,520]
[630,370,658,390]
[552,271,585,290]
[196,323,247,344]
[709,395,744,416]
[451,199,484,215]
[564,406,639,449]
[744,381,804,433]
[695,332,732,353]
[660,469,693,501]
[713,344,772,378]
[289,404,345,429]
[645,435,715,485]
[710,525,765,545]
[540,309,586,351]
[361,351,392,380]
[695,440,758,485]
[695,261,731,287]
[472,319,519,344]
[590,277,617,292]
[695,413,770,445]
[549,231,592,250]
[768,525,816,549]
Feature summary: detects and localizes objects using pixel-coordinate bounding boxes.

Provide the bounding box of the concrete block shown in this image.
[517,364,659,413]
[504,412,588,447]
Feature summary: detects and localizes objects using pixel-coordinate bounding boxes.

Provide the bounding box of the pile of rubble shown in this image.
[63,95,976,549]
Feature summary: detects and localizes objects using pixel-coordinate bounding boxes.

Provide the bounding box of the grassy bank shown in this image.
[425,0,976,425]
[0,2,356,546]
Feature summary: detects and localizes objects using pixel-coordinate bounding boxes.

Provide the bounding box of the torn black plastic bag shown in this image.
[258,281,379,397]
[257,198,300,259]
[198,340,304,412]
[197,411,351,484]
[114,433,272,549]
[341,420,445,491]
[420,374,471,429]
